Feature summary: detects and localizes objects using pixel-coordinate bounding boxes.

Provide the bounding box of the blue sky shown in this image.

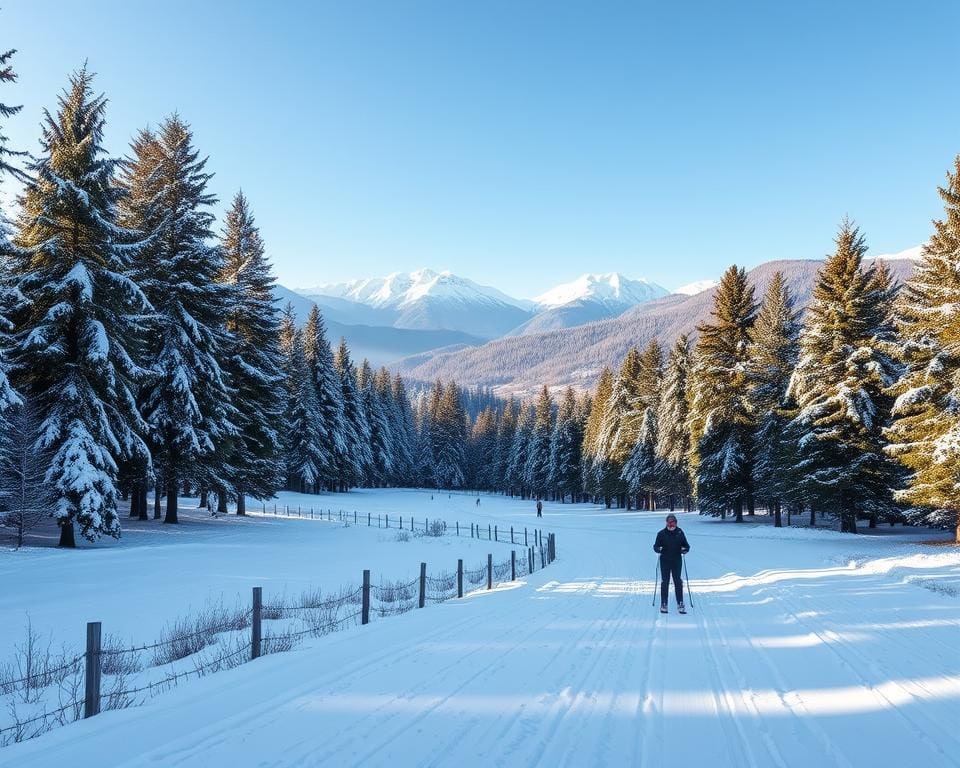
[3,0,958,296]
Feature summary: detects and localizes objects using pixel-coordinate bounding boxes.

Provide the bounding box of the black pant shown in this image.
[660,558,683,605]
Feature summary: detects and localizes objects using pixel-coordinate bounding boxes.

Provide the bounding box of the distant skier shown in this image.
[476,497,481,507]
[653,513,690,614]
[536,499,543,518]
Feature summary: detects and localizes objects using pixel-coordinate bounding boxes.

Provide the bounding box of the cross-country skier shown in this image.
[653,513,690,614]
[536,499,543,518]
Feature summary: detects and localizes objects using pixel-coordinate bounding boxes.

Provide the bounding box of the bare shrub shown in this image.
[152,600,249,666]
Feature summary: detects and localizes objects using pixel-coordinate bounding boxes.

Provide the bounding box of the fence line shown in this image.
[0,521,557,748]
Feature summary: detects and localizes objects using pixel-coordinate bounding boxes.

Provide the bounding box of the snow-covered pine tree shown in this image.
[619,341,663,510]
[278,305,326,491]
[118,116,236,523]
[787,220,899,533]
[0,399,51,547]
[468,406,498,490]
[373,367,400,486]
[581,367,614,504]
[217,192,284,513]
[886,157,960,542]
[432,380,467,488]
[525,385,553,499]
[493,397,517,495]
[0,37,24,425]
[594,349,645,506]
[548,387,583,502]
[11,68,151,546]
[358,359,393,486]
[747,272,800,527]
[411,390,435,487]
[390,373,416,485]
[656,336,692,511]
[691,264,757,521]
[334,338,371,490]
[302,306,344,491]
[506,402,534,498]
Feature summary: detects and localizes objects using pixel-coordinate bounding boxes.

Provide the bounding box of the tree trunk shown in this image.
[236,490,246,516]
[164,479,179,524]
[138,485,149,521]
[809,505,815,527]
[218,492,228,514]
[199,489,208,509]
[153,487,162,520]
[747,493,755,516]
[129,489,140,518]
[58,520,76,548]
[735,498,743,523]
[868,514,877,529]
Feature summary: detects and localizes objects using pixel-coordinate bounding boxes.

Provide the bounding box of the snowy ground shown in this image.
[3,489,960,767]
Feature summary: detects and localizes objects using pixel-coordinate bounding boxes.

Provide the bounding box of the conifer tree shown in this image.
[656,336,691,511]
[690,265,757,521]
[278,305,326,491]
[469,406,498,490]
[412,391,436,487]
[303,306,346,490]
[526,385,553,498]
[548,387,583,502]
[787,221,899,532]
[620,341,663,509]
[373,366,400,485]
[886,157,960,542]
[493,397,518,494]
[581,367,614,504]
[118,116,236,523]
[11,69,150,545]
[507,402,534,497]
[359,359,393,485]
[390,373,416,485]
[432,381,467,488]
[334,338,371,490]
[748,272,800,526]
[0,39,27,182]
[217,192,284,513]
[0,400,51,547]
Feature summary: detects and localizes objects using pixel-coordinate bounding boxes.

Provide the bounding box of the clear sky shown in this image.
[2,0,958,297]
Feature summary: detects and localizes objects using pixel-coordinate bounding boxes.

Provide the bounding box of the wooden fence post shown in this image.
[419,562,427,608]
[541,547,546,569]
[524,527,528,546]
[495,525,498,542]
[354,511,357,524]
[84,622,102,719]
[487,554,493,590]
[511,550,516,581]
[457,559,463,598]
[368,512,371,526]
[529,547,534,574]
[456,521,459,536]
[386,514,389,528]
[510,526,514,544]
[251,587,262,660]
[362,570,370,625]
[488,524,491,540]
[400,516,403,530]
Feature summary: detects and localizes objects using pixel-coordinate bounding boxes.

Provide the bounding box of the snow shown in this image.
[3,489,959,767]
[304,269,533,311]
[872,244,926,262]
[673,278,719,296]
[533,273,669,309]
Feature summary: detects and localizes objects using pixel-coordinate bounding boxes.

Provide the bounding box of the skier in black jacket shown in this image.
[653,513,690,614]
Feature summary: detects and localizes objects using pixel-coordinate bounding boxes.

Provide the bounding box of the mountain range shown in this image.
[277,255,919,385]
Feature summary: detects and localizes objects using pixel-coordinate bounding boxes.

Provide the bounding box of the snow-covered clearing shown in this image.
[2,489,959,767]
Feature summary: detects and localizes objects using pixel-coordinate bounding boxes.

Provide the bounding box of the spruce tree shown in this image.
[278,305,326,491]
[493,397,518,494]
[334,338,371,490]
[11,68,150,545]
[690,265,757,521]
[118,116,236,523]
[787,221,899,532]
[525,385,553,498]
[432,381,467,488]
[620,341,663,509]
[218,192,284,513]
[748,272,800,527]
[581,367,614,504]
[303,306,346,490]
[548,387,583,502]
[507,402,534,497]
[390,373,416,486]
[468,406,498,490]
[594,350,644,505]
[656,336,692,511]
[886,157,960,542]
[359,359,393,485]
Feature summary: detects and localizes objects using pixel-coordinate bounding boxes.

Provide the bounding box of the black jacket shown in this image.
[653,527,690,560]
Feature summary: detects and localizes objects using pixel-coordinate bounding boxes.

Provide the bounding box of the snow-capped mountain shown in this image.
[534,273,668,310]
[672,279,719,296]
[506,273,669,337]
[305,268,533,312]
[872,244,925,262]
[299,269,532,339]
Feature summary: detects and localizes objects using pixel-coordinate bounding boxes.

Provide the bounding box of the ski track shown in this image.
[2,493,958,768]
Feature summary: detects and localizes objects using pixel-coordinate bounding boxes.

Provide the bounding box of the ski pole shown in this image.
[651,555,660,606]
[682,553,693,608]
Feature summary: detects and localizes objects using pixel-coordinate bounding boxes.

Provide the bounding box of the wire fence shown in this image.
[0,516,557,749]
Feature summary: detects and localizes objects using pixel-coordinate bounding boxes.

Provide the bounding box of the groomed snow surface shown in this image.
[3,489,959,768]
